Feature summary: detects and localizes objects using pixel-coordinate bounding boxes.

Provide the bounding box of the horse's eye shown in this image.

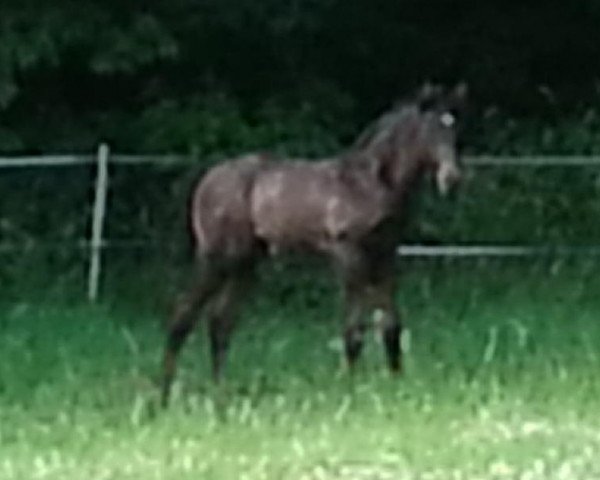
[440,112,455,127]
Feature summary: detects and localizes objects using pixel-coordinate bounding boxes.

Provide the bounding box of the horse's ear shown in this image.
[416,82,444,111]
[447,82,468,114]
[417,82,436,99]
[454,82,468,100]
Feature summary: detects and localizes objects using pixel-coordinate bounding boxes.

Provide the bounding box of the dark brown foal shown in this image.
[161,83,466,405]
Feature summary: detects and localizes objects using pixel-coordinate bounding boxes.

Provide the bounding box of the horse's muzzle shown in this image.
[436,162,462,196]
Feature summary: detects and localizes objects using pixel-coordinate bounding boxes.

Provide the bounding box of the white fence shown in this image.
[2,145,600,301]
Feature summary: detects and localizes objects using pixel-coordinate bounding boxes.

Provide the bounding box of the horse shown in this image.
[160,83,467,406]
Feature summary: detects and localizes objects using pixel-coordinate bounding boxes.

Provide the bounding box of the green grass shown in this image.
[2,260,600,479]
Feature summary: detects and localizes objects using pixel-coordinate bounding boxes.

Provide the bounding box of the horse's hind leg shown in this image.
[206,269,253,383]
[381,311,402,373]
[161,259,224,406]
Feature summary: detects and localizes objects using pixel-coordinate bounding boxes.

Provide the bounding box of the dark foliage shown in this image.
[1,0,600,153]
[2,1,600,298]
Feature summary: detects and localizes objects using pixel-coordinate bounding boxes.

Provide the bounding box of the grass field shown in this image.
[1,260,600,479]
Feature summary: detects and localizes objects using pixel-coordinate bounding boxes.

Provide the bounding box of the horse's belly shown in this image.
[251,196,382,253]
[252,208,326,251]
[251,191,328,252]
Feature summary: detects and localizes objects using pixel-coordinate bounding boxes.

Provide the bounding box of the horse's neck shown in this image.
[363,139,423,202]
[387,169,424,227]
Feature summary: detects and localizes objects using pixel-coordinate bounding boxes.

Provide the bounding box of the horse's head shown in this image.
[412,83,466,196]
[356,83,467,197]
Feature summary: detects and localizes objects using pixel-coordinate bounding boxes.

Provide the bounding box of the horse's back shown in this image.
[190,154,268,257]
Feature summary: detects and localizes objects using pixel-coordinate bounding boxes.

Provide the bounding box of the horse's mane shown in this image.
[352,83,452,153]
[340,83,459,177]
[338,102,418,182]
[351,101,419,153]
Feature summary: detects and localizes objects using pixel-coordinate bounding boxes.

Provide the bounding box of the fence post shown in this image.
[88,143,110,302]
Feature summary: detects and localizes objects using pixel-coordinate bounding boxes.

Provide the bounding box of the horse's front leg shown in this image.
[331,243,370,371]
[341,279,369,370]
[369,275,403,374]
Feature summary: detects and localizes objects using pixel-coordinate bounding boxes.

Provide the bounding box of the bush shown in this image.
[105,90,346,160]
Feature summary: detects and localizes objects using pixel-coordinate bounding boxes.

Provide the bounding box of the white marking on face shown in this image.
[436,154,460,196]
[440,111,455,127]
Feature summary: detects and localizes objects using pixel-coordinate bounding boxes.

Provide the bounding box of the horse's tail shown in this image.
[184,165,209,260]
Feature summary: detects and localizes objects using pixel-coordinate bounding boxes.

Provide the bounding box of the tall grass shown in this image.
[1,260,600,479]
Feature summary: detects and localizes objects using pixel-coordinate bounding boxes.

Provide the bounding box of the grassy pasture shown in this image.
[1,260,600,479]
